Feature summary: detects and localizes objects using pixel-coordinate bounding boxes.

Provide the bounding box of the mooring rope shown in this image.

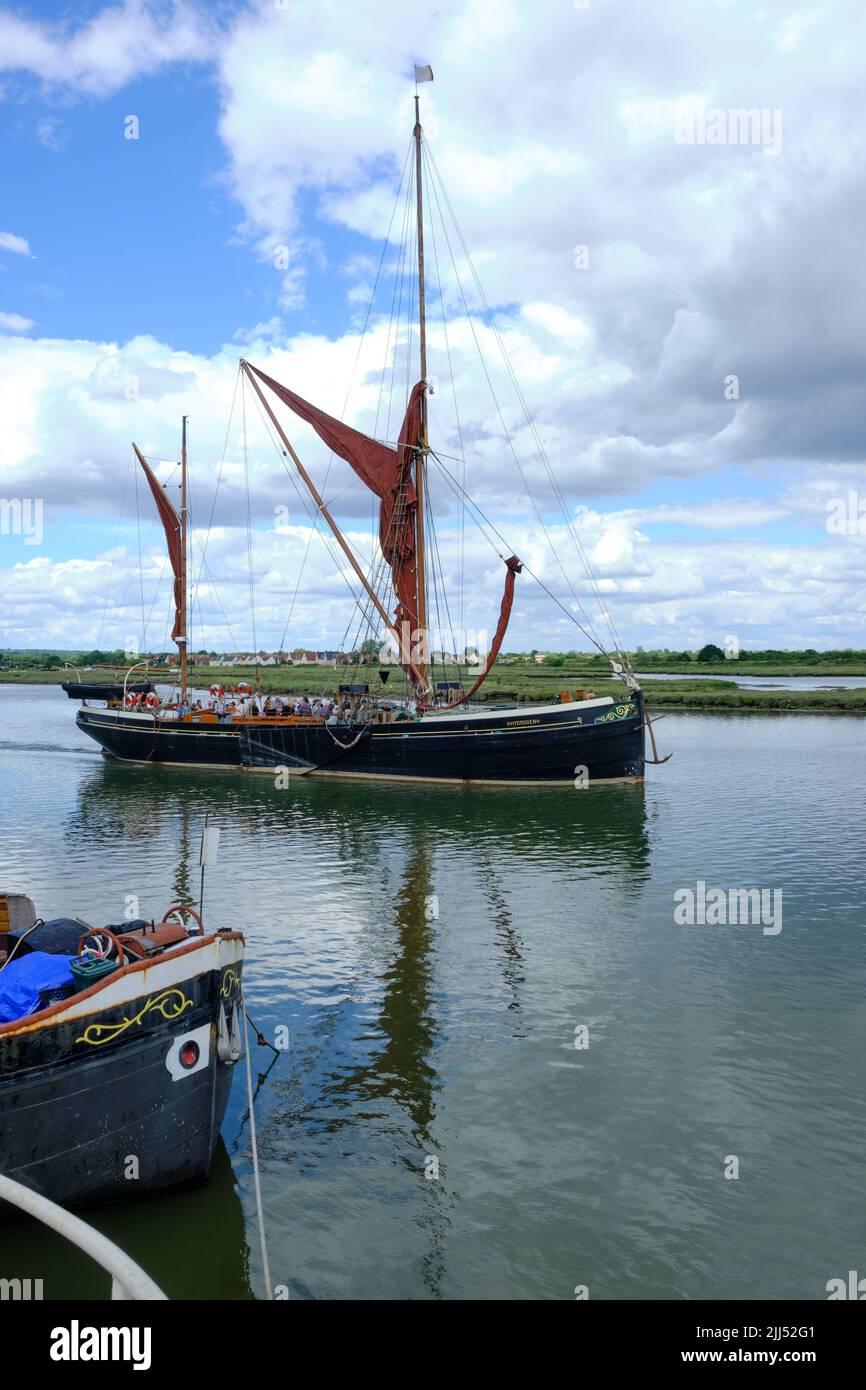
[241,992,273,1300]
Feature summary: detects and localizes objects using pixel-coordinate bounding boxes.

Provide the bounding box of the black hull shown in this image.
[77,695,646,783]
[0,947,243,1206]
[77,708,242,768]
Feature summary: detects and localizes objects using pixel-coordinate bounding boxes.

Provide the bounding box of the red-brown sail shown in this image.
[134,447,183,642]
[247,364,425,642]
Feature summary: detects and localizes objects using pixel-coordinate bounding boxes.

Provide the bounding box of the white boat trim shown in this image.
[0,933,244,1035]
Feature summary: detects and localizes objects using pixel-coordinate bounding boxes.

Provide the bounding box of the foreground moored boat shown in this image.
[0,893,244,1206]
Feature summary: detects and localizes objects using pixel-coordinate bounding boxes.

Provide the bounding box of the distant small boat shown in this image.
[61,680,154,702]
[0,892,244,1206]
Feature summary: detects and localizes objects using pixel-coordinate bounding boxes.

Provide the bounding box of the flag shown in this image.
[415,64,434,84]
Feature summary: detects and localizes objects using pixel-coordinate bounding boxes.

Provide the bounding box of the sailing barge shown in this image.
[73,75,662,785]
[0,892,244,1206]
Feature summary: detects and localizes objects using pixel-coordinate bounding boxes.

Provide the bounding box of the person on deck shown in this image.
[296,695,312,716]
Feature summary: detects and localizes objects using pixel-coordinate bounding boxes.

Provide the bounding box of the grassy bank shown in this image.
[5,664,865,713]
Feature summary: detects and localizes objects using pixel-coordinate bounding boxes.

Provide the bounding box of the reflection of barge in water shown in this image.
[0,893,244,1206]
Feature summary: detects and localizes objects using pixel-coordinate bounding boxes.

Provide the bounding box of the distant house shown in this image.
[534,652,549,665]
[316,650,340,666]
[290,649,319,664]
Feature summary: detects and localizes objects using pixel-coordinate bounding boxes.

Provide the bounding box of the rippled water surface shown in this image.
[0,685,864,1300]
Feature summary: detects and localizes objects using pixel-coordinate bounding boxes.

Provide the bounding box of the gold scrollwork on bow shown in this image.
[596,702,637,724]
[75,988,194,1047]
[220,969,241,998]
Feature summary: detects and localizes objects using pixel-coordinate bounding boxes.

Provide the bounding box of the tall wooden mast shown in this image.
[413,92,429,692]
[179,415,188,698]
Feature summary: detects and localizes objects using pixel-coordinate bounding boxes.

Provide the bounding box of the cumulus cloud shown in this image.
[0,310,35,331]
[0,231,32,256]
[0,0,215,96]
[1,0,865,651]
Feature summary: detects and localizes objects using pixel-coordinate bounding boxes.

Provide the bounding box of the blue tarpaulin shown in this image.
[0,951,75,1023]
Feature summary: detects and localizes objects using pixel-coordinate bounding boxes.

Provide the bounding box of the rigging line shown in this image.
[248,378,387,604]
[428,449,609,656]
[190,539,241,654]
[191,365,241,627]
[423,143,468,637]
[251,393,399,646]
[307,137,416,528]
[241,375,259,680]
[98,450,133,651]
[112,512,160,637]
[142,551,170,640]
[381,163,412,444]
[423,144,628,665]
[422,150,608,654]
[244,337,403,653]
[133,450,146,652]
[374,154,413,438]
[405,151,417,410]
[426,491,467,689]
[250,362,419,651]
[332,137,414,469]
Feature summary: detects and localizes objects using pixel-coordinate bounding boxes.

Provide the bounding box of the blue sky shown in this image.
[0,0,864,654]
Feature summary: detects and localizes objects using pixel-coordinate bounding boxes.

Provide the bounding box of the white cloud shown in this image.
[0,0,214,97]
[0,231,32,257]
[0,0,865,653]
[0,310,35,331]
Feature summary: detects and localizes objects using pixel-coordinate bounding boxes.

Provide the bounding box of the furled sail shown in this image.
[247,364,425,643]
[133,446,183,642]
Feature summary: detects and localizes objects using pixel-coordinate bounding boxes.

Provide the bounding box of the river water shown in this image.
[0,685,863,1300]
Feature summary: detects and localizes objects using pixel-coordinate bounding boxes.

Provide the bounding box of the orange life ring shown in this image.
[238,682,252,697]
[145,692,159,709]
[209,684,221,698]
